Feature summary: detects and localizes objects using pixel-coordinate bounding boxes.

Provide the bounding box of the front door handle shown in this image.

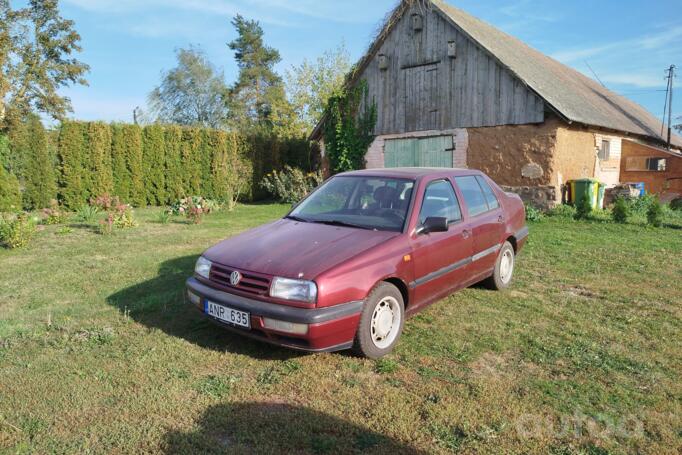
[462,229,471,239]
[498,215,505,223]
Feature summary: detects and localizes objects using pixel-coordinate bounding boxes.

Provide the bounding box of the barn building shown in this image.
[311,0,682,206]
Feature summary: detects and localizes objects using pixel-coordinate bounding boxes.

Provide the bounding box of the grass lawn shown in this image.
[1,204,681,454]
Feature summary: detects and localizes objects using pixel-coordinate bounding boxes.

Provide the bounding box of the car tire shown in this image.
[484,241,516,291]
[353,282,405,359]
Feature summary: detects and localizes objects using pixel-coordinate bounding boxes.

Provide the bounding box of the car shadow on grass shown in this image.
[106,255,304,360]
[163,402,426,454]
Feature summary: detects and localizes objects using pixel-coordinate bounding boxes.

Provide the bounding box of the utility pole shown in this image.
[664,65,675,149]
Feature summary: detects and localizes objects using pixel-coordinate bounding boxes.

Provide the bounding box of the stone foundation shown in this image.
[501,185,557,211]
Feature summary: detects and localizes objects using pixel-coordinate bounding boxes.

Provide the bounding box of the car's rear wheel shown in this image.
[485,241,515,291]
[353,282,405,359]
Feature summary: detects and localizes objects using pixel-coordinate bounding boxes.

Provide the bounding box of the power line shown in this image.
[585,61,606,88]
[665,65,675,149]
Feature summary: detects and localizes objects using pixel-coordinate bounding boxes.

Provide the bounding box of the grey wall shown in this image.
[359,3,545,135]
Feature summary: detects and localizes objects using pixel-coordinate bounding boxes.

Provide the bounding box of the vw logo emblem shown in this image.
[230,271,242,286]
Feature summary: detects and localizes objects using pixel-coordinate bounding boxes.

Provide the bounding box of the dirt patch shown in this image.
[561,285,604,300]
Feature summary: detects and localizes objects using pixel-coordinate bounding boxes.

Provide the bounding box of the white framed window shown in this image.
[598,140,611,161]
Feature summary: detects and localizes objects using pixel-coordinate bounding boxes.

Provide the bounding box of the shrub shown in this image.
[524,203,543,222]
[628,194,656,215]
[547,204,576,219]
[574,194,593,220]
[0,213,38,249]
[156,209,171,224]
[168,196,219,224]
[168,196,220,216]
[612,197,630,224]
[98,213,114,236]
[75,205,100,223]
[670,198,682,211]
[260,166,324,204]
[90,194,137,229]
[113,203,137,229]
[647,198,663,227]
[42,200,67,225]
[0,166,21,212]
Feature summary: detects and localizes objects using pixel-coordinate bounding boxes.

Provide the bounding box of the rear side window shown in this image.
[419,180,462,225]
[455,176,490,217]
[476,176,500,210]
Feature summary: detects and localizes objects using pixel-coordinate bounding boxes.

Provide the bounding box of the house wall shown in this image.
[593,133,622,186]
[359,2,545,136]
[620,140,682,195]
[553,125,598,193]
[466,117,561,187]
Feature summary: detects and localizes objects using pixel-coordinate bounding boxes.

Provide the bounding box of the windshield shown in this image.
[289,176,415,232]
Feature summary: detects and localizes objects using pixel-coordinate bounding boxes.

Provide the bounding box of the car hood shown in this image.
[203,218,399,279]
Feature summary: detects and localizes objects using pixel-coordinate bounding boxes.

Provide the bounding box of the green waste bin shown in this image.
[569,178,601,209]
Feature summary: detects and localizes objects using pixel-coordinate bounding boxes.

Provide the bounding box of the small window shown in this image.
[475,176,500,210]
[455,176,490,217]
[419,180,462,225]
[598,140,611,161]
[648,158,667,171]
[625,157,668,172]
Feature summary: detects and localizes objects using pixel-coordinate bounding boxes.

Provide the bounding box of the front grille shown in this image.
[209,264,271,295]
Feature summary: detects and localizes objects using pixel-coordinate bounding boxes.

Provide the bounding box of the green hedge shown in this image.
[1,120,313,210]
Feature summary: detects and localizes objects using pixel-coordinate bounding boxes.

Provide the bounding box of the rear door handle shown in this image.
[462,229,471,239]
[498,215,505,223]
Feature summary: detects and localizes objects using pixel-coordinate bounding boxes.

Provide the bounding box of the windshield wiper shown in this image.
[312,219,374,230]
[285,215,309,223]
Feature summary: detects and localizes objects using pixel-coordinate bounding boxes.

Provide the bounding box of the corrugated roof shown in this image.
[431,0,682,148]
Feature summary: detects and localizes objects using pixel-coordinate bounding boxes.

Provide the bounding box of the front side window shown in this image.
[455,176,491,217]
[418,180,462,225]
[290,176,415,232]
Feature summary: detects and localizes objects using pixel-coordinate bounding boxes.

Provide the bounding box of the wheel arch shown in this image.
[379,277,410,310]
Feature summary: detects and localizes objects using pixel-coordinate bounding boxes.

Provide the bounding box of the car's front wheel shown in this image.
[353,282,405,359]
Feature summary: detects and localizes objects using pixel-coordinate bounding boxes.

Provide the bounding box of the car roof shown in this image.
[336,167,481,179]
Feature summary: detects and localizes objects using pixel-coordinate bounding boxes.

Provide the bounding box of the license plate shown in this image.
[205,301,251,329]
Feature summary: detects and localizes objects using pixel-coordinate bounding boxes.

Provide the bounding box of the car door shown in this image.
[453,175,505,280]
[409,179,474,310]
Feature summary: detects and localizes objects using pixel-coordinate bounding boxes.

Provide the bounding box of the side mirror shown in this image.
[417,217,449,235]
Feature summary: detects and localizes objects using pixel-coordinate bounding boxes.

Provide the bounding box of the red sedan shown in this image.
[186,168,527,358]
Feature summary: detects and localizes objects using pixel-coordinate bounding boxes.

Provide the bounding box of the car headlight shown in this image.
[270,277,317,303]
[195,256,212,279]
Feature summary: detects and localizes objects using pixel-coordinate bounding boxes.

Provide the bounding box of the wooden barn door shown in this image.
[384,136,453,168]
[404,63,440,132]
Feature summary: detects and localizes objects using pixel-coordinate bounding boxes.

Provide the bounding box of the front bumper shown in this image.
[186,277,363,352]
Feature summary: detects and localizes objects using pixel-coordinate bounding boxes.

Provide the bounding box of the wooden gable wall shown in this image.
[358,3,545,135]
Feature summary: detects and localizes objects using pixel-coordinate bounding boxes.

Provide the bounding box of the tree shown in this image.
[86,122,113,198]
[142,125,166,205]
[23,115,56,209]
[122,124,145,207]
[148,47,228,128]
[164,125,184,201]
[1,0,89,125]
[227,15,293,134]
[57,121,87,209]
[285,43,351,135]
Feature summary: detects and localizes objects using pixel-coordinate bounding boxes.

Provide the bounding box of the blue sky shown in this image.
[57,0,681,127]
